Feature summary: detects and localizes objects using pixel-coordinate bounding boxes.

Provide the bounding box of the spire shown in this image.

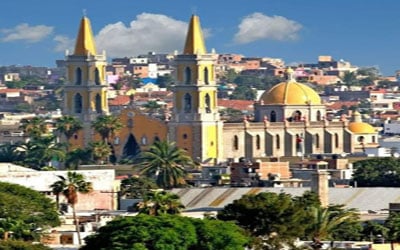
[183,15,206,55]
[74,16,97,56]
[351,110,362,122]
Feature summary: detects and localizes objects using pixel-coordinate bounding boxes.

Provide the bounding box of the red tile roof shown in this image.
[217,99,254,111]
[326,101,359,110]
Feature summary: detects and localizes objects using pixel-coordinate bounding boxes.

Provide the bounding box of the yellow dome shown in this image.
[348,122,376,134]
[260,81,321,105]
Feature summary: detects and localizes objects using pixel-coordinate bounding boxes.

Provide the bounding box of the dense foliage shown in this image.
[0,240,51,250]
[81,214,250,250]
[352,158,400,187]
[0,182,59,240]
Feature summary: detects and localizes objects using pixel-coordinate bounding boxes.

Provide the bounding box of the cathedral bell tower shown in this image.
[63,15,109,146]
[169,15,223,164]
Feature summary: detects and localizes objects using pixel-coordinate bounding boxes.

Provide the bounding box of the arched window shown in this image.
[74,93,82,113]
[276,134,280,149]
[256,135,261,150]
[233,135,239,150]
[372,136,376,143]
[141,135,147,145]
[95,94,102,114]
[316,110,322,121]
[94,68,101,85]
[205,94,211,113]
[315,134,320,148]
[204,67,209,85]
[75,67,82,85]
[154,136,160,142]
[335,133,339,148]
[185,67,191,84]
[184,93,192,113]
[293,110,302,122]
[270,110,277,122]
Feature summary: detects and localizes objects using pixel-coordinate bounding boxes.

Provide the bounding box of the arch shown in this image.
[276,134,280,149]
[94,68,101,85]
[334,133,339,148]
[74,93,82,114]
[270,110,277,122]
[204,67,209,85]
[316,110,322,121]
[154,136,160,142]
[127,118,133,128]
[123,134,141,159]
[75,67,82,85]
[256,135,261,150]
[95,94,102,114]
[233,135,239,150]
[141,135,148,145]
[184,93,192,113]
[185,67,191,84]
[205,94,211,113]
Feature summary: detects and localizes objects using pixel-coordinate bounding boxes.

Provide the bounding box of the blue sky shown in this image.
[0,0,399,76]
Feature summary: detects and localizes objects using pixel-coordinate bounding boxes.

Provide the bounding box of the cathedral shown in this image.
[63,14,378,165]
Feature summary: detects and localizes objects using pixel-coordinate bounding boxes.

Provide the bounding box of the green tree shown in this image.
[0,182,60,241]
[156,74,174,89]
[50,172,92,245]
[120,176,159,199]
[19,117,47,138]
[55,115,83,152]
[341,71,358,88]
[137,190,185,216]
[20,135,65,169]
[89,141,112,164]
[385,212,400,242]
[65,147,93,169]
[0,240,51,249]
[217,192,309,249]
[305,205,361,243]
[143,100,162,115]
[137,140,195,189]
[0,143,24,163]
[230,85,256,100]
[91,115,123,143]
[353,158,400,187]
[81,214,250,250]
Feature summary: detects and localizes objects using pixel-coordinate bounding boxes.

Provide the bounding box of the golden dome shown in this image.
[260,81,321,105]
[348,122,376,134]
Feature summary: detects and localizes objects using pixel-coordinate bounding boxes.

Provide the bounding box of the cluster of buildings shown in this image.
[1,13,400,249]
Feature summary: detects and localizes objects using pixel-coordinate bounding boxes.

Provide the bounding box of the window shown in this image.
[276,134,280,149]
[256,135,261,150]
[372,136,376,143]
[185,67,191,84]
[205,94,211,113]
[94,68,100,85]
[184,93,192,113]
[317,110,321,121]
[233,135,239,150]
[335,133,339,148]
[75,67,82,85]
[315,134,320,148]
[74,93,82,113]
[127,118,133,128]
[95,94,102,114]
[270,110,277,122]
[204,67,209,85]
[183,134,188,139]
[141,136,147,145]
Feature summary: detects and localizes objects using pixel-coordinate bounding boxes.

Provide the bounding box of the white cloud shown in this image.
[1,23,53,43]
[95,13,191,57]
[234,12,302,44]
[53,35,75,52]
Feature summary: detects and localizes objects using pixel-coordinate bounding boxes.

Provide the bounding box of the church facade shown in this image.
[63,15,379,165]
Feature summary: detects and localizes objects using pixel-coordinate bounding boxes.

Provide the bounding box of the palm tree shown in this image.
[65,147,93,169]
[91,115,123,143]
[89,141,112,164]
[55,115,83,152]
[341,71,358,89]
[19,117,47,138]
[307,205,359,249]
[20,135,66,169]
[137,190,185,216]
[137,140,195,189]
[50,171,92,245]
